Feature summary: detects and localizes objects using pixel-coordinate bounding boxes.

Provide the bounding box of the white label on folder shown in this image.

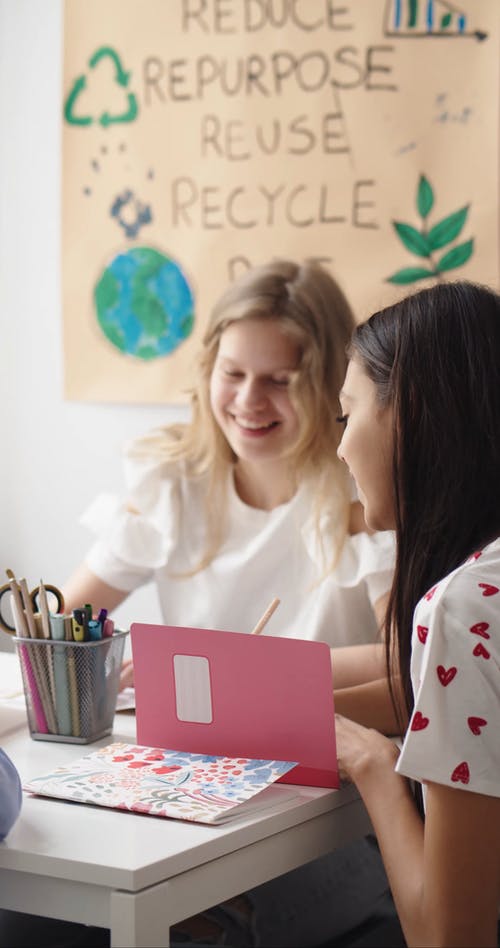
[173,654,213,724]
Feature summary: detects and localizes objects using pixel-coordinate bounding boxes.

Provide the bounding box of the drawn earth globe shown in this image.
[94,247,194,360]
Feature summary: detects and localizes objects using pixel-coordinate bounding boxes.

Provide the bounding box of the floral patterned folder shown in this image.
[24,742,298,824]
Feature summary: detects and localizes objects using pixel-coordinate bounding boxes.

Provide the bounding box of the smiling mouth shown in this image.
[231,416,279,432]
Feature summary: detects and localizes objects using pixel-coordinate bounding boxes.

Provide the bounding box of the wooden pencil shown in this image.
[250,597,280,636]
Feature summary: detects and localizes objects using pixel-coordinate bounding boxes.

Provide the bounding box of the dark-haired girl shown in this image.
[336,280,500,947]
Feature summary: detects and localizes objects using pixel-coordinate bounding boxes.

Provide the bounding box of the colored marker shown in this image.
[63,614,74,641]
[49,614,66,641]
[49,614,72,736]
[87,619,102,641]
[72,610,86,642]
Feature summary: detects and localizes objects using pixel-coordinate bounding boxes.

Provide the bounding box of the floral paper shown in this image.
[24,742,297,824]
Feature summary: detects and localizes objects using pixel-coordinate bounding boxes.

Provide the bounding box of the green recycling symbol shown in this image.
[64,46,138,128]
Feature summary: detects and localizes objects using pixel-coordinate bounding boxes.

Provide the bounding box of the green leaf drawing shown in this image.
[417,175,434,219]
[388,175,474,286]
[440,13,452,29]
[436,239,474,273]
[393,222,431,257]
[387,266,435,285]
[427,206,469,251]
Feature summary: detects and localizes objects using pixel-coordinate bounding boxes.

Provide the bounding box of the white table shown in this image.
[0,657,372,947]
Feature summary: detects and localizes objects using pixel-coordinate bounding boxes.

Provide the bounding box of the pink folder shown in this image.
[131,622,339,788]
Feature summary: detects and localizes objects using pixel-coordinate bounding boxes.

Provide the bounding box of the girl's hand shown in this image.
[119,659,134,691]
[335,713,399,784]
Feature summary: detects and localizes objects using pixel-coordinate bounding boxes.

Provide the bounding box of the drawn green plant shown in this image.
[387,175,474,285]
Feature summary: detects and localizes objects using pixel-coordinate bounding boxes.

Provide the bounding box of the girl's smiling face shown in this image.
[337,358,395,531]
[210,318,301,465]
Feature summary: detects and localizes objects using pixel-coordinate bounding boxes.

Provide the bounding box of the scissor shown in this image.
[0,572,65,635]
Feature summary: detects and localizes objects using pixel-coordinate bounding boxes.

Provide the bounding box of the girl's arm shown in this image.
[334,677,402,734]
[330,641,386,687]
[336,714,500,947]
[62,563,129,614]
[329,591,390,686]
[331,592,402,733]
[419,781,500,947]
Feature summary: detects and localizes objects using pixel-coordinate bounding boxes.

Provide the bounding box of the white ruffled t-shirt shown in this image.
[396,539,500,799]
[82,452,395,647]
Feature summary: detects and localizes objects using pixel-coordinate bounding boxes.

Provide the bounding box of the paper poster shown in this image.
[62,0,499,403]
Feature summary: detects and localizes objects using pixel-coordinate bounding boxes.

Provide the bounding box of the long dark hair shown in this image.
[350,281,500,725]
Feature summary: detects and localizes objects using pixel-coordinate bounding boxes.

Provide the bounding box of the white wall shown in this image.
[0,0,187,650]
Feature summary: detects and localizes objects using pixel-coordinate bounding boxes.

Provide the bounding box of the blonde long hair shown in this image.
[131,259,355,573]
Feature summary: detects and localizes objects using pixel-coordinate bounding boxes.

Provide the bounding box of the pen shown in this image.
[72,611,86,642]
[49,614,73,736]
[66,648,80,737]
[7,578,29,638]
[64,614,74,641]
[49,614,66,640]
[74,607,88,626]
[87,619,102,641]
[17,639,50,735]
[38,580,52,639]
[19,578,38,639]
[7,573,49,732]
[33,607,56,707]
[19,577,58,729]
[250,597,280,636]
[102,618,114,638]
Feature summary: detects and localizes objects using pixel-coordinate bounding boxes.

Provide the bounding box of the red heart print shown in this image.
[469,551,482,561]
[451,761,470,784]
[472,642,490,659]
[467,716,487,735]
[127,761,151,769]
[469,622,490,639]
[112,754,134,762]
[417,625,428,644]
[411,711,429,731]
[478,582,499,596]
[437,665,457,686]
[152,765,181,775]
[424,585,437,601]
[145,753,165,761]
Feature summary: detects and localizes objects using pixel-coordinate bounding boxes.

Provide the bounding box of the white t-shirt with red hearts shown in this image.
[396,538,500,799]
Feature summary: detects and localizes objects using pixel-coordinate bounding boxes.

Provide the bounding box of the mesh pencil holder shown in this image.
[14,631,129,743]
